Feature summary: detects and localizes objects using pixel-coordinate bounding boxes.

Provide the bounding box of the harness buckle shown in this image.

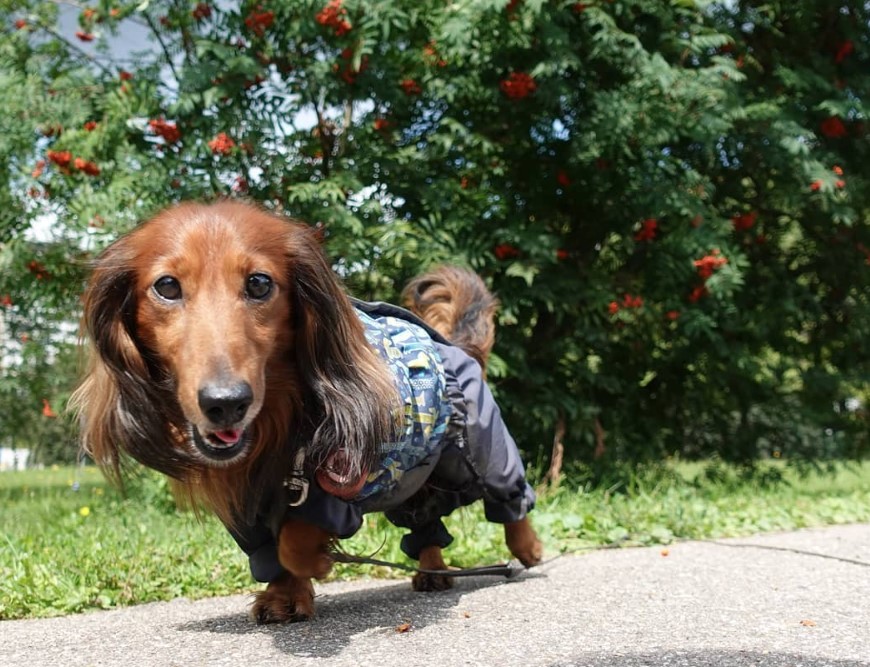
[283,475,309,507]
[283,448,309,507]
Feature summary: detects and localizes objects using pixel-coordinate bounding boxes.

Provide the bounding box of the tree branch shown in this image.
[141,13,182,85]
[36,23,114,78]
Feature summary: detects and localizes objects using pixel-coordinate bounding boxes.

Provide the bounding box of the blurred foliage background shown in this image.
[0,0,868,473]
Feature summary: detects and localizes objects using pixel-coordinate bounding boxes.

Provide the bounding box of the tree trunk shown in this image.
[593,417,606,459]
[544,412,566,487]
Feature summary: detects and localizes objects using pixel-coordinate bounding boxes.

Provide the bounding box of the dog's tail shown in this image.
[402,266,498,371]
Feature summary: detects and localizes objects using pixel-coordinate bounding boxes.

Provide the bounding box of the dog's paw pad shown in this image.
[411,572,454,592]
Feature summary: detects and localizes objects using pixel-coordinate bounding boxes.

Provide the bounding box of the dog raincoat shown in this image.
[228,300,536,583]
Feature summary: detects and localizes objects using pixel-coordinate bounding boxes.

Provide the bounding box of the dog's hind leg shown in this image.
[412,545,454,592]
[251,572,315,624]
[387,515,456,592]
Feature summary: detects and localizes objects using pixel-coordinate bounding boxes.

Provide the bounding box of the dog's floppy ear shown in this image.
[286,226,398,478]
[71,233,191,483]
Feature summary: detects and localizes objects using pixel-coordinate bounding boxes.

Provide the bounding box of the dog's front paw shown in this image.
[251,573,315,624]
[505,517,543,567]
[412,571,454,591]
[412,545,454,592]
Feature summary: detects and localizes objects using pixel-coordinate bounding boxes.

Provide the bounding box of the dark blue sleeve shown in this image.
[435,342,536,524]
[226,520,286,584]
[225,480,366,584]
[282,479,365,539]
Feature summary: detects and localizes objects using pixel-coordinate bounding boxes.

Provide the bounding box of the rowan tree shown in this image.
[0,0,867,469]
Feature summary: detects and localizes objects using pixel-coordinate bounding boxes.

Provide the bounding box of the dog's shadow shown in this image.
[179,573,541,658]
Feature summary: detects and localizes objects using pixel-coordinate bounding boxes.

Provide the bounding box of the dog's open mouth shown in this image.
[191,425,250,462]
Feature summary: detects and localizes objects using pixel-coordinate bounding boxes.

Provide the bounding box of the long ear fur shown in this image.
[287,227,398,479]
[70,235,195,483]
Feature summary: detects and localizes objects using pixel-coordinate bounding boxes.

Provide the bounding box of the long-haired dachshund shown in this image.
[72,201,541,623]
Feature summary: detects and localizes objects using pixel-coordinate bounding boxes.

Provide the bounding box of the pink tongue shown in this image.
[213,429,241,445]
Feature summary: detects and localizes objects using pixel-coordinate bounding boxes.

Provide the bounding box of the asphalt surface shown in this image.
[3,523,869,667]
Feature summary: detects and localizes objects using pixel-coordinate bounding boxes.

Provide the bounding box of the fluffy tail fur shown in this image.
[402,266,498,371]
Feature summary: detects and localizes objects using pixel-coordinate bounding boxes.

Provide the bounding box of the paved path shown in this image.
[3,524,870,667]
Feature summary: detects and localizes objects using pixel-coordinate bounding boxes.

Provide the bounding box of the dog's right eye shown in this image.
[153,276,182,301]
[245,273,273,301]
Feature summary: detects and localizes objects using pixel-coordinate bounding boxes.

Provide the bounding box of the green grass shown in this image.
[2,461,869,620]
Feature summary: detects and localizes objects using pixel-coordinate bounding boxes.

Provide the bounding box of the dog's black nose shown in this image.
[198,382,253,426]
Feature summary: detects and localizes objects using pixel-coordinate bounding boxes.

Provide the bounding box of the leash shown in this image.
[331,535,870,580]
[331,550,528,579]
[330,540,630,579]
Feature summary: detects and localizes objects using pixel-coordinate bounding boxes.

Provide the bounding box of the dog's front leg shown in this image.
[276,518,336,579]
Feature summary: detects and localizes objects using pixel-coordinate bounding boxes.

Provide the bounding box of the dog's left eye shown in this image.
[245,273,273,300]
[153,276,182,301]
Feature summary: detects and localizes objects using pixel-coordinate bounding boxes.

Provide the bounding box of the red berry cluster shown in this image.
[423,42,447,68]
[400,79,422,96]
[46,150,71,168]
[689,249,727,302]
[244,7,274,36]
[192,3,212,21]
[694,249,727,280]
[208,132,235,155]
[74,157,100,176]
[316,0,351,36]
[500,72,536,100]
[820,116,847,139]
[149,119,181,143]
[731,211,756,232]
[810,165,846,192]
[334,48,368,84]
[44,150,99,177]
[28,260,49,279]
[493,243,520,260]
[42,399,57,418]
[634,218,658,242]
[608,293,643,315]
[834,40,853,64]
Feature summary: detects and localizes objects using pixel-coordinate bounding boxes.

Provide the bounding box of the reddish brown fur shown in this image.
[72,201,397,527]
[402,265,498,370]
[73,200,540,624]
[130,205,301,522]
[251,572,316,624]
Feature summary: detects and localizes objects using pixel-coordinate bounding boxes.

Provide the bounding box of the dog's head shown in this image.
[73,201,396,510]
